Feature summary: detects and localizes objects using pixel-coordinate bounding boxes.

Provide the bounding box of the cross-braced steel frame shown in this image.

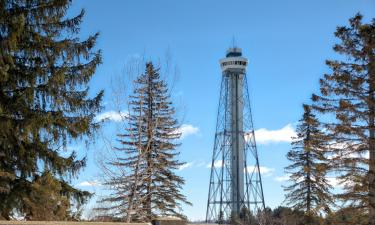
[206,72,265,223]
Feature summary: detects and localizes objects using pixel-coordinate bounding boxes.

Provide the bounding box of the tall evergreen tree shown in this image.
[97,62,190,222]
[0,0,102,219]
[96,108,149,222]
[22,172,69,221]
[311,14,375,223]
[284,105,332,223]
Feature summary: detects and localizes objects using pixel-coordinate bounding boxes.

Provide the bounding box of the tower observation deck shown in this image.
[206,47,265,223]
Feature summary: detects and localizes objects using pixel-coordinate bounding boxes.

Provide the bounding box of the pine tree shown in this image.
[325,206,368,225]
[97,62,190,222]
[22,172,69,221]
[284,105,332,223]
[96,118,149,222]
[311,13,375,223]
[0,0,102,219]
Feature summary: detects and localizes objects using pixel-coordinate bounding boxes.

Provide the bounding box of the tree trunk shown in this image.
[146,154,152,220]
[306,125,311,214]
[126,153,141,223]
[369,57,375,225]
[145,71,153,221]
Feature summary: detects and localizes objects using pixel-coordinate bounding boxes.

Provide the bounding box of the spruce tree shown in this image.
[284,105,332,223]
[0,0,102,219]
[97,62,190,222]
[96,114,149,222]
[311,14,375,223]
[22,172,69,221]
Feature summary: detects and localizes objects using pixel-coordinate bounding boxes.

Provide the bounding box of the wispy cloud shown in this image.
[95,110,128,122]
[195,160,207,168]
[274,175,348,188]
[178,160,207,171]
[326,177,343,188]
[179,162,194,171]
[246,166,275,176]
[327,177,355,188]
[254,124,297,144]
[327,142,369,160]
[207,160,223,168]
[207,162,274,177]
[275,175,290,182]
[178,124,199,139]
[78,180,101,187]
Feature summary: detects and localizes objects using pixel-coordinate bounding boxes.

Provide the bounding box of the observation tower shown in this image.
[206,47,265,223]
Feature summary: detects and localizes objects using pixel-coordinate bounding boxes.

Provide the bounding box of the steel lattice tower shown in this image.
[206,47,265,223]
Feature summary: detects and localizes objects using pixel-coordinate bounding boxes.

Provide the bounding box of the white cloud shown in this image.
[207,162,274,177]
[253,124,297,144]
[78,180,101,187]
[95,110,128,122]
[178,160,207,171]
[327,177,346,188]
[178,124,199,139]
[195,160,207,168]
[274,176,349,188]
[207,160,223,168]
[274,175,349,187]
[326,142,369,160]
[179,162,194,171]
[327,177,356,189]
[246,166,275,176]
[275,175,290,182]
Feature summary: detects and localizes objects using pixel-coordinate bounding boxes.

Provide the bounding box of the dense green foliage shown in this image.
[97,62,190,222]
[226,206,369,225]
[23,172,69,221]
[211,206,369,225]
[312,13,375,224]
[0,0,102,219]
[284,105,332,221]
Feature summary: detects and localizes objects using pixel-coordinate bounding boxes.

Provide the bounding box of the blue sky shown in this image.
[65,0,375,221]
